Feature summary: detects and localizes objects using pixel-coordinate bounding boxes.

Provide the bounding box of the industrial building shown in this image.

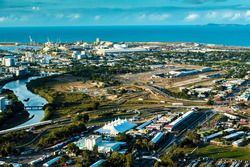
[224,113,239,120]
[165,111,195,131]
[150,132,164,144]
[203,128,235,142]
[232,135,250,147]
[223,131,245,141]
[96,47,148,56]
[43,156,61,167]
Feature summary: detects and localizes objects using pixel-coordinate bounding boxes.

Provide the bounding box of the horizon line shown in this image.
[0,23,250,28]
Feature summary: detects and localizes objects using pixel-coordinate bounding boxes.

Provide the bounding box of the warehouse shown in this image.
[223,131,245,141]
[165,111,195,131]
[203,128,235,142]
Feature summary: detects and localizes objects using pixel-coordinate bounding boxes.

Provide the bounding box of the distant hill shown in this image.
[205,23,250,27]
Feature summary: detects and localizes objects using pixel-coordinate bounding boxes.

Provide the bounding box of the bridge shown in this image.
[0,120,52,135]
[25,106,44,110]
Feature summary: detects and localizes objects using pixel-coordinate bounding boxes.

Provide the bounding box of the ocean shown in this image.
[0,25,250,47]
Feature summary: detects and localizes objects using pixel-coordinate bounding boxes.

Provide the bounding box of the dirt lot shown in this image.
[118,64,223,90]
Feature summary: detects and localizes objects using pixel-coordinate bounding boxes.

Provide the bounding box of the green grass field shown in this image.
[195,145,250,160]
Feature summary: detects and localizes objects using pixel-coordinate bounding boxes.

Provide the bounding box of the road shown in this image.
[145,85,205,103]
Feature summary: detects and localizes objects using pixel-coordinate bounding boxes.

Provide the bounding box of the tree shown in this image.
[93,101,100,110]
[82,150,92,167]
[109,152,123,166]
[74,114,89,123]
[93,145,99,155]
[125,153,133,167]
[207,98,214,105]
[142,139,149,150]
[83,114,89,123]
[242,135,248,146]
[67,143,80,155]
[116,134,132,142]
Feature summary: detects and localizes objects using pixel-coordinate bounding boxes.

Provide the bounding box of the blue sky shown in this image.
[0,0,250,26]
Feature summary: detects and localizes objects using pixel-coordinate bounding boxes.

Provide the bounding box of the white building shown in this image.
[3,56,15,67]
[95,118,137,136]
[224,113,239,120]
[96,47,148,56]
[85,135,102,151]
[74,135,126,153]
[0,96,6,113]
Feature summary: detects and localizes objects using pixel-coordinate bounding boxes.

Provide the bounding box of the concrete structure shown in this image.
[224,113,239,120]
[165,111,195,131]
[74,135,126,153]
[95,118,137,136]
[96,47,148,56]
[0,96,6,113]
[3,56,15,67]
[85,135,102,151]
[15,67,29,77]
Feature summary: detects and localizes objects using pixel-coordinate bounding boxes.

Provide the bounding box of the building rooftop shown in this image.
[151,132,164,144]
[223,131,245,140]
[95,118,137,135]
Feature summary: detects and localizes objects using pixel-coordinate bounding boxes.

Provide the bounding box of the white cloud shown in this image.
[137,13,170,21]
[185,13,199,22]
[137,14,147,20]
[94,15,101,20]
[206,11,218,19]
[231,13,241,20]
[0,17,8,22]
[222,11,242,20]
[222,12,233,19]
[148,13,170,21]
[0,15,27,23]
[55,13,64,19]
[245,10,250,18]
[68,14,80,20]
[32,6,40,11]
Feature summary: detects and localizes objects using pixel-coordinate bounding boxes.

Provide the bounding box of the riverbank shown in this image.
[26,75,58,120]
[26,74,96,120]
[0,89,30,130]
[3,77,48,128]
[0,74,33,87]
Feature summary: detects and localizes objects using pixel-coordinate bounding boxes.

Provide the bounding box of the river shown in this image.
[3,77,48,127]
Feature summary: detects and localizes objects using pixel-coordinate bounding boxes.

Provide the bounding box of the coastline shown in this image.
[1,25,250,47]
